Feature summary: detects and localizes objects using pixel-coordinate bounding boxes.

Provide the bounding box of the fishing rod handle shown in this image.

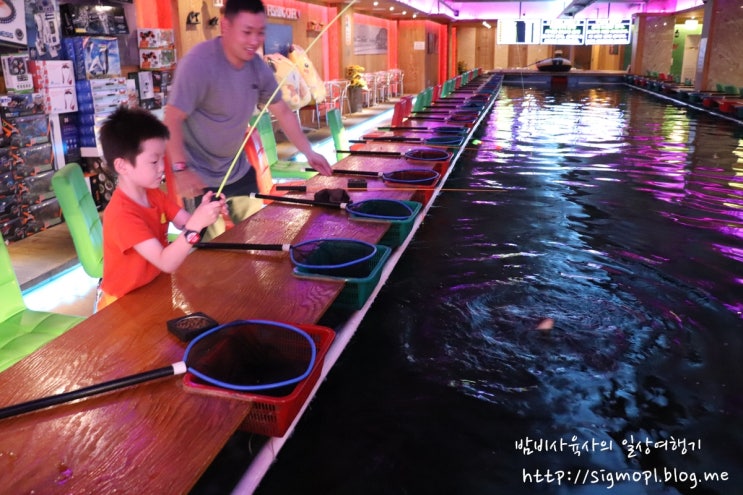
[275,185,307,192]
[248,192,343,209]
[0,365,181,420]
[196,242,289,252]
[330,150,402,157]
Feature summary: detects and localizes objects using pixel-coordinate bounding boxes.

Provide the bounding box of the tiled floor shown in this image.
[11,100,397,318]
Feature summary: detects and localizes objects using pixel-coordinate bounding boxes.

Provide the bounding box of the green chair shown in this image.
[249,113,317,181]
[327,108,366,164]
[0,232,84,372]
[51,162,103,279]
[327,108,350,163]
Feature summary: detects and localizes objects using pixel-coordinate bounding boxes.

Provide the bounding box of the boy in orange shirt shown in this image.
[96,107,227,310]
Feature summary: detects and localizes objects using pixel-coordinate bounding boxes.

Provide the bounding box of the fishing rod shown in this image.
[215,0,359,196]
[275,184,506,194]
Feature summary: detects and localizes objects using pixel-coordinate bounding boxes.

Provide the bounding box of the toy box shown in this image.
[41,87,78,114]
[1,54,34,94]
[0,0,28,49]
[2,114,50,147]
[25,197,62,232]
[0,171,18,196]
[60,4,129,36]
[139,49,176,70]
[25,0,64,60]
[76,76,128,92]
[83,37,122,79]
[17,170,55,204]
[64,37,122,80]
[138,29,175,49]
[0,217,23,242]
[29,60,76,88]
[13,143,55,170]
[0,93,45,118]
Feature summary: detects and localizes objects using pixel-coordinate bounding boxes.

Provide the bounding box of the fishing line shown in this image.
[216,0,359,197]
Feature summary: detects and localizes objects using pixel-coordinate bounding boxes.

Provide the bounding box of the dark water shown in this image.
[253,87,743,494]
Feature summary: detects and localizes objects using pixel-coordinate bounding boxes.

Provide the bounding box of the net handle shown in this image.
[195,242,290,252]
[0,363,186,420]
[248,192,347,210]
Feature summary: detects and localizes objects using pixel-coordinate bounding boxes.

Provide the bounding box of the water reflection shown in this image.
[257,87,743,495]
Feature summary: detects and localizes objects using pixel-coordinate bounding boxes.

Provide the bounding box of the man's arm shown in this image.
[163,104,206,200]
[269,100,333,175]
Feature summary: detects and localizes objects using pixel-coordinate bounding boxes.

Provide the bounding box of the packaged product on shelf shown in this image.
[0,54,34,94]
[18,170,56,204]
[0,94,45,118]
[64,37,122,80]
[0,0,28,49]
[1,114,50,148]
[139,49,176,70]
[138,29,175,49]
[0,171,18,196]
[60,4,129,36]
[14,143,55,170]
[26,0,64,60]
[0,217,23,242]
[0,148,16,174]
[0,196,20,218]
[42,87,78,114]
[25,197,63,232]
[28,60,76,88]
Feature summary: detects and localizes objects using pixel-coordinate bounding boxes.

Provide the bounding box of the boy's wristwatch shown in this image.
[184,229,201,244]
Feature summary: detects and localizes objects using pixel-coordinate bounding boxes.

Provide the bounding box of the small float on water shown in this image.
[535,51,572,72]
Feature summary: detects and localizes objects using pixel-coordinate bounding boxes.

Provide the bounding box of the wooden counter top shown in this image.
[0,177,403,493]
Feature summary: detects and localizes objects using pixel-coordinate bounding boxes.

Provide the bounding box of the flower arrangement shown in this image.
[345,64,368,89]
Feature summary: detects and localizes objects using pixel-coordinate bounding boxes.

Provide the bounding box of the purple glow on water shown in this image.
[252,87,743,495]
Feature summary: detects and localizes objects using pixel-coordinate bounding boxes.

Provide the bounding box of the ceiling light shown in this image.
[685,18,699,27]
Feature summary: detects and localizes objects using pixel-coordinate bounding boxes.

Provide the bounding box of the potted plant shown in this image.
[345,64,367,113]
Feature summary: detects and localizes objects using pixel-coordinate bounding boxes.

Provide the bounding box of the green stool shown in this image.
[0,233,84,372]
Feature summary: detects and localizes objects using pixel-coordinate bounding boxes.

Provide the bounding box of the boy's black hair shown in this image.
[223,0,265,19]
[98,106,170,175]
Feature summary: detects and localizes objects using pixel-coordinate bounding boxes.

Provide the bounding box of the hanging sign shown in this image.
[265,4,300,20]
[540,19,585,45]
[585,19,631,45]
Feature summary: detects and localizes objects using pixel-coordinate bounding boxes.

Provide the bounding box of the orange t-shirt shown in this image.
[101,188,182,298]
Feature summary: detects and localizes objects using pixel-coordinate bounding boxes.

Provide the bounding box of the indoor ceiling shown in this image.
[324,0,704,23]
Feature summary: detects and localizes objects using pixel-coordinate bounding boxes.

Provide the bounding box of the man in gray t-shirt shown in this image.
[164,0,332,229]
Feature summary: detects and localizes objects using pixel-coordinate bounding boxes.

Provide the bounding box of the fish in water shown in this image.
[535,318,554,331]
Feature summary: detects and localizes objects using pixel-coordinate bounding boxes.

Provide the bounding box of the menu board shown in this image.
[496,19,540,45]
[585,19,632,45]
[497,18,632,46]
[540,19,585,45]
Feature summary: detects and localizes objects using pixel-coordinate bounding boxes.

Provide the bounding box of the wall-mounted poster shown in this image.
[264,23,292,56]
[353,23,387,55]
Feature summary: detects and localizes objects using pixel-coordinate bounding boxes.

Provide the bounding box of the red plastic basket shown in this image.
[182,323,335,437]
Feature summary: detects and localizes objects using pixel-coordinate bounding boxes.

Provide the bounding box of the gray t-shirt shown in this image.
[169,37,278,188]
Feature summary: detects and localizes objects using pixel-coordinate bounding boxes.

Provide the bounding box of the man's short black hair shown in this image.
[98,106,170,175]
[223,0,265,19]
